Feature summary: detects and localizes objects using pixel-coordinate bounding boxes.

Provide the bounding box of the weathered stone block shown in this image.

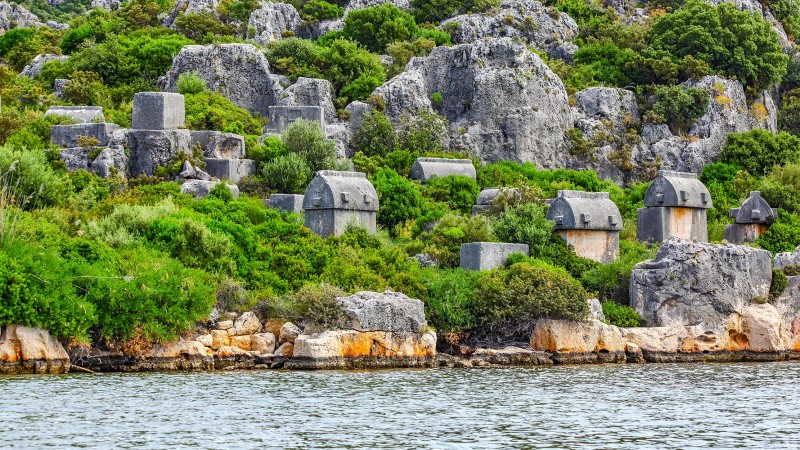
[44,105,104,123]
[51,123,119,147]
[266,194,304,214]
[266,105,325,133]
[336,291,427,333]
[630,238,772,327]
[303,171,378,237]
[203,158,258,183]
[132,92,185,130]
[180,180,240,199]
[556,229,620,263]
[409,157,476,183]
[60,148,90,172]
[123,129,192,176]
[637,206,708,243]
[460,242,530,271]
[472,187,520,215]
[189,131,246,159]
[724,223,770,244]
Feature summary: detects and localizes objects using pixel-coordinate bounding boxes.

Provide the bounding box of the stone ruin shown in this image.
[264,105,325,134]
[302,171,378,237]
[460,242,530,271]
[637,170,712,244]
[724,191,778,244]
[409,157,476,183]
[472,187,520,215]
[547,190,622,263]
[266,194,304,214]
[49,92,258,192]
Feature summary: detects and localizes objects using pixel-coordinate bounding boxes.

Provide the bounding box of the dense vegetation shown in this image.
[1,0,800,349]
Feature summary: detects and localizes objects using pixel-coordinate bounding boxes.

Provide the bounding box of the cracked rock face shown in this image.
[374,38,572,168]
[630,237,773,328]
[0,1,41,31]
[247,2,302,45]
[160,43,287,116]
[441,0,578,61]
[163,0,220,27]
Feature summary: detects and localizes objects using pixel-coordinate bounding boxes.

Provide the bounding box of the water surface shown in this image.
[2,362,799,449]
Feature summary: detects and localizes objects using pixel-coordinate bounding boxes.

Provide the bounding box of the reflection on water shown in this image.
[1,362,799,449]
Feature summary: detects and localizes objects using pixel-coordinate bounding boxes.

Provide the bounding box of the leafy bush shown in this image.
[372,168,423,232]
[601,301,642,327]
[260,283,347,329]
[639,85,709,132]
[262,153,311,194]
[354,111,397,157]
[177,71,207,95]
[0,145,69,208]
[759,164,800,213]
[343,4,420,53]
[647,0,787,92]
[301,0,344,21]
[756,209,800,253]
[422,175,480,214]
[282,118,338,174]
[419,267,480,332]
[580,240,654,304]
[184,91,263,135]
[420,213,494,268]
[720,130,800,176]
[473,260,589,341]
[770,268,789,300]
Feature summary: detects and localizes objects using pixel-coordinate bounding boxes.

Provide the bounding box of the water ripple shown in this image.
[1,362,799,449]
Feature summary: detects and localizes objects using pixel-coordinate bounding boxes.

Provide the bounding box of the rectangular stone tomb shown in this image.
[203,158,258,183]
[303,171,378,238]
[266,106,325,133]
[51,123,120,147]
[410,157,476,183]
[547,190,622,263]
[44,106,105,124]
[266,194,304,214]
[723,191,777,244]
[637,170,712,244]
[460,242,530,271]
[190,131,245,159]
[132,92,186,130]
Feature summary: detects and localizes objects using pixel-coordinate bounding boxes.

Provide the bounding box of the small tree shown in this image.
[282,118,338,174]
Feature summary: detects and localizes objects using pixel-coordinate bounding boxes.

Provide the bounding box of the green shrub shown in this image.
[301,0,344,21]
[398,110,447,153]
[720,130,800,176]
[759,164,800,213]
[86,199,179,247]
[177,71,207,95]
[259,283,346,328]
[639,85,709,132]
[419,267,480,332]
[580,240,654,304]
[647,0,787,92]
[354,111,398,157]
[262,153,311,194]
[282,118,338,174]
[184,91,262,135]
[0,145,69,208]
[148,217,236,275]
[770,268,789,300]
[756,209,800,253]
[372,168,423,232]
[343,4,420,53]
[473,260,589,341]
[601,301,642,327]
[420,213,494,268]
[422,175,480,215]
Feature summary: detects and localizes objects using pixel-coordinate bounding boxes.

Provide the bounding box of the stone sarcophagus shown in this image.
[460,242,530,271]
[409,157,476,183]
[724,191,777,244]
[265,106,325,133]
[637,170,712,244]
[472,187,520,215]
[303,171,378,237]
[547,190,622,263]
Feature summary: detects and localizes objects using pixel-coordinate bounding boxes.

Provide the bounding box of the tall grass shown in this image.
[0,160,41,246]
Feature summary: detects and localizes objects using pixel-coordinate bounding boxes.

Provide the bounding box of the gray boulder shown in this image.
[161,43,287,116]
[90,0,123,9]
[441,0,578,59]
[90,146,129,178]
[0,2,40,31]
[60,148,90,172]
[114,129,192,177]
[278,77,336,124]
[374,38,572,167]
[630,237,773,327]
[53,79,69,100]
[247,2,302,45]
[164,0,219,27]
[20,54,68,78]
[774,246,800,270]
[336,291,427,333]
[181,180,240,199]
[189,131,246,159]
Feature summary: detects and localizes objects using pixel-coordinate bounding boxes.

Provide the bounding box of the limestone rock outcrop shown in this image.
[0,325,71,374]
[630,238,773,328]
[278,77,337,123]
[161,43,287,116]
[247,2,302,45]
[20,54,68,78]
[0,2,41,32]
[336,290,427,333]
[164,0,219,27]
[530,318,626,363]
[441,0,578,61]
[374,38,572,167]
